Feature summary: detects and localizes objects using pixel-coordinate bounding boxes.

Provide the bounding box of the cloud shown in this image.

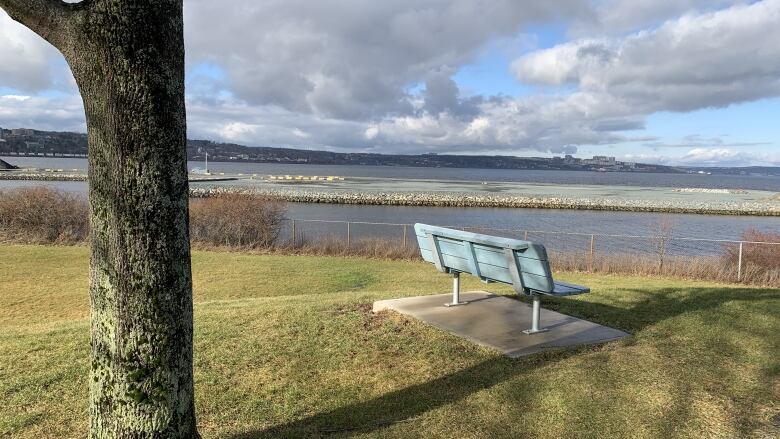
[422,73,483,119]
[0,12,61,92]
[576,0,745,34]
[513,1,780,113]
[0,94,85,131]
[336,0,780,154]
[0,1,778,158]
[678,147,780,166]
[183,0,589,120]
[184,95,369,149]
[642,135,771,149]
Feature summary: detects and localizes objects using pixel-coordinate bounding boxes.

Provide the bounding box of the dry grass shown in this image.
[550,252,779,286]
[0,188,287,250]
[1,245,779,438]
[189,194,286,249]
[279,236,421,260]
[277,241,779,286]
[0,187,88,244]
[722,229,780,283]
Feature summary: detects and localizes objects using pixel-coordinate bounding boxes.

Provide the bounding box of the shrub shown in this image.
[0,187,89,244]
[723,228,780,283]
[281,236,420,260]
[189,194,286,249]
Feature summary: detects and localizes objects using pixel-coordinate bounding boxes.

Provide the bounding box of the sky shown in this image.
[1,0,779,167]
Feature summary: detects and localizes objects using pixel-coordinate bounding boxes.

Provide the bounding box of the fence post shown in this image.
[524,231,529,240]
[590,234,596,272]
[737,242,744,281]
[291,219,296,246]
[402,225,408,247]
[346,222,351,247]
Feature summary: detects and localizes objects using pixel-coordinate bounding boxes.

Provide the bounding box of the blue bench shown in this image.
[415,223,589,334]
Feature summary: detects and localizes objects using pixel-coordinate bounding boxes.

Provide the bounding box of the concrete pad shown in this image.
[373,291,629,358]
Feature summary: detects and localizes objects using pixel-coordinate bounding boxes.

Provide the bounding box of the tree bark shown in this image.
[0,1,199,437]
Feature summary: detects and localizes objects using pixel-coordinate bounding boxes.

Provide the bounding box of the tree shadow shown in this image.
[229,350,581,438]
[228,285,778,438]
[536,286,777,334]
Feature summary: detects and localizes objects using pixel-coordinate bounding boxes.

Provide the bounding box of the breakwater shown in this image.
[0,172,87,181]
[189,186,780,216]
[4,172,778,216]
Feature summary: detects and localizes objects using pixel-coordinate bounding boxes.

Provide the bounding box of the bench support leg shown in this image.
[523,294,549,335]
[444,272,467,307]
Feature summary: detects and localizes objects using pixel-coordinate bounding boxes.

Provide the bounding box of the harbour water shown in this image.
[285,202,780,241]
[4,156,780,191]
[2,156,779,242]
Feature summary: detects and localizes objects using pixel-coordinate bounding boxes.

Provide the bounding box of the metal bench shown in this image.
[415,223,590,335]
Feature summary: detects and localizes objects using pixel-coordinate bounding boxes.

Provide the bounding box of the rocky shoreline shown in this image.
[0,172,87,181]
[3,172,778,216]
[190,186,780,217]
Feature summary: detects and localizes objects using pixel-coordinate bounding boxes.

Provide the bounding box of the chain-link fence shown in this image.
[281,218,780,285]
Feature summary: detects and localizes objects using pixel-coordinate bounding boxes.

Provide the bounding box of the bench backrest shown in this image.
[414,224,554,294]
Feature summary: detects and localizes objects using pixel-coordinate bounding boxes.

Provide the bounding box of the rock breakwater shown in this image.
[0,172,86,181]
[190,186,780,216]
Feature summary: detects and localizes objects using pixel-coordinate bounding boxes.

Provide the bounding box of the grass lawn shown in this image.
[1,244,778,438]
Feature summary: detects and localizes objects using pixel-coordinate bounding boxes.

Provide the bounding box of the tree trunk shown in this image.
[0,1,199,437]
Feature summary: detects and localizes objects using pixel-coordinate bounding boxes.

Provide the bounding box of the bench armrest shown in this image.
[533,281,590,297]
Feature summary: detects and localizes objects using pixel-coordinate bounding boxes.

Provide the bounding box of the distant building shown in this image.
[582,156,617,167]
[12,128,34,136]
[593,156,616,165]
[563,154,580,165]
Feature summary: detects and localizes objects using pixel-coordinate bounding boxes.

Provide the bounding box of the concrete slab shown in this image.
[373,291,629,358]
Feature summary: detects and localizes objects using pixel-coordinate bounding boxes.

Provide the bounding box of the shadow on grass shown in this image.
[538,286,778,333]
[230,351,580,438]
[229,286,778,438]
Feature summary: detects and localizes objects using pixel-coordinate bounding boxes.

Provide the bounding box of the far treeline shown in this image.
[3,127,779,176]
[0,127,675,173]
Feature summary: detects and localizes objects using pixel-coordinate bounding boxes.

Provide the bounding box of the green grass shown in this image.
[1,245,778,438]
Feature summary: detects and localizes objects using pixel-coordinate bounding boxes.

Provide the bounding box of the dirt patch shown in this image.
[322,303,417,334]
[325,302,373,316]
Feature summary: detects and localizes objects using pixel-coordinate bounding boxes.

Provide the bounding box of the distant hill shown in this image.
[4,127,774,176]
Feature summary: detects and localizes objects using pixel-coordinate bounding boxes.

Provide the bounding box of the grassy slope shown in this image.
[0,245,778,438]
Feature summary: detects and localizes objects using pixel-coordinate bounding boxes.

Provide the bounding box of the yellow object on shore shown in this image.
[264,174,345,182]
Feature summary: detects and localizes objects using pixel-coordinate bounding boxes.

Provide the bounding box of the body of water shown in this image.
[284,203,780,257]
[2,157,779,250]
[4,156,780,191]
[285,203,780,241]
